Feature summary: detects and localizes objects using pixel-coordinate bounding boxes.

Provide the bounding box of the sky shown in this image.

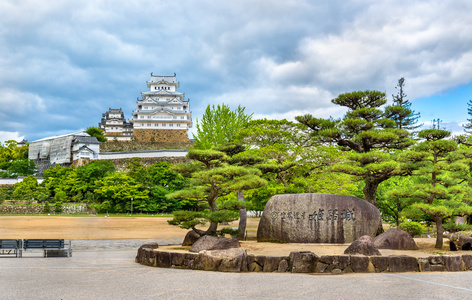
[1,0,472,143]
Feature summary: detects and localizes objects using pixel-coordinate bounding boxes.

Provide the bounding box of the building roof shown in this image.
[148,73,177,83]
[31,131,89,143]
[73,136,101,144]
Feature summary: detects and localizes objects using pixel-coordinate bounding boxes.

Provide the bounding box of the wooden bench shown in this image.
[23,239,72,257]
[0,239,22,257]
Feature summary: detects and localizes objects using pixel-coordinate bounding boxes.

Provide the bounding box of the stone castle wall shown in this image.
[133,129,190,143]
[0,204,91,215]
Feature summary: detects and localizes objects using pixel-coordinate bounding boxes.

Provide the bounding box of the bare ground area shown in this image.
[0,216,462,257]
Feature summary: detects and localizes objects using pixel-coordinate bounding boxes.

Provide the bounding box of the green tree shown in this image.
[296,90,414,207]
[12,175,38,202]
[391,129,472,248]
[85,126,107,142]
[0,140,28,170]
[167,149,266,236]
[463,99,472,134]
[193,103,253,149]
[7,158,37,176]
[384,78,421,131]
[93,173,149,213]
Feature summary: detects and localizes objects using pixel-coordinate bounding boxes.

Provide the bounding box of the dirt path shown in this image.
[0,216,458,257]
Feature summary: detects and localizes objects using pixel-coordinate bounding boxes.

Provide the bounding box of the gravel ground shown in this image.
[1,239,472,299]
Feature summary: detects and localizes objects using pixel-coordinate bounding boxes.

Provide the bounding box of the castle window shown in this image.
[169,124,173,127]
[162,124,166,127]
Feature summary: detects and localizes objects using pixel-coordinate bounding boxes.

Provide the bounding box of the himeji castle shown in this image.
[99,73,192,143]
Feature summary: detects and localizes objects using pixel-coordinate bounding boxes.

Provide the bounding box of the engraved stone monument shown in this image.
[257,193,381,243]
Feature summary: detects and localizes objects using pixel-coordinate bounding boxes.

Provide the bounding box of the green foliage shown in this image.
[43,201,51,213]
[0,140,28,170]
[296,90,414,206]
[12,175,38,201]
[85,126,107,142]
[93,173,149,213]
[167,149,266,235]
[193,103,253,149]
[399,221,425,237]
[443,222,472,233]
[394,128,472,248]
[384,78,421,131]
[54,201,62,213]
[6,159,37,177]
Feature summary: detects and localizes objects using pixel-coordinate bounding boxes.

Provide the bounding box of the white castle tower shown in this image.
[130,73,192,142]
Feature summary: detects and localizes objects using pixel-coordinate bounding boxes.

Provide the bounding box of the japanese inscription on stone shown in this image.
[257,193,381,244]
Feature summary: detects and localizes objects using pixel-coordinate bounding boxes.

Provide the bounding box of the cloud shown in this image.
[0,131,24,144]
[1,0,472,141]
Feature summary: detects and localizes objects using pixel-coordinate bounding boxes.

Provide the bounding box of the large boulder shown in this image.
[373,228,418,250]
[193,248,247,272]
[257,193,381,243]
[189,235,240,253]
[344,235,381,256]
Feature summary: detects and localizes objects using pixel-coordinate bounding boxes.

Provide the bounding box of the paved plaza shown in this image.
[1,239,472,299]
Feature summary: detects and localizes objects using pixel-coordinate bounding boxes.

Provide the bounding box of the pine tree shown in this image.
[463,99,472,134]
[296,90,414,207]
[385,78,421,131]
[391,129,472,248]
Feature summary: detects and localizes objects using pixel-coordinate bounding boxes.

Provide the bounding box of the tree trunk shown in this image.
[237,190,246,241]
[363,179,383,235]
[434,217,443,249]
[363,179,378,206]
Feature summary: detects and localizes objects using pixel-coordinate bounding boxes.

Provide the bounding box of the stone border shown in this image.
[135,245,472,273]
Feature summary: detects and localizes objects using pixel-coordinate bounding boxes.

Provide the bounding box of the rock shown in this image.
[263,256,283,272]
[194,248,247,272]
[370,256,389,272]
[135,243,159,264]
[138,243,159,251]
[450,232,472,249]
[182,230,201,246]
[189,235,240,253]
[257,193,381,243]
[443,255,463,272]
[278,259,289,272]
[462,255,472,270]
[319,255,350,272]
[373,228,418,250]
[388,255,418,273]
[450,241,457,251]
[344,235,381,256]
[429,256,443,265]
[289,251,319,273]
[350,255,370,273]
[462,243,471,250]
[418,257,430,272]
[156,251,172,268]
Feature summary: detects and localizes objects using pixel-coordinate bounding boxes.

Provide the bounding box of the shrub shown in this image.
[399,221,425,237]
[43,201,51,213]
[54,201,62,213]
[443,222,472,233]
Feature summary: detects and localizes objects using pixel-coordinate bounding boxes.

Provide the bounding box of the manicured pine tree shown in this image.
[391,128,472,248]
[166,149,266,237]
[296,90,414,207]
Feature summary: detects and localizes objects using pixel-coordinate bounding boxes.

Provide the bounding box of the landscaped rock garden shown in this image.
[136,242,472,273]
